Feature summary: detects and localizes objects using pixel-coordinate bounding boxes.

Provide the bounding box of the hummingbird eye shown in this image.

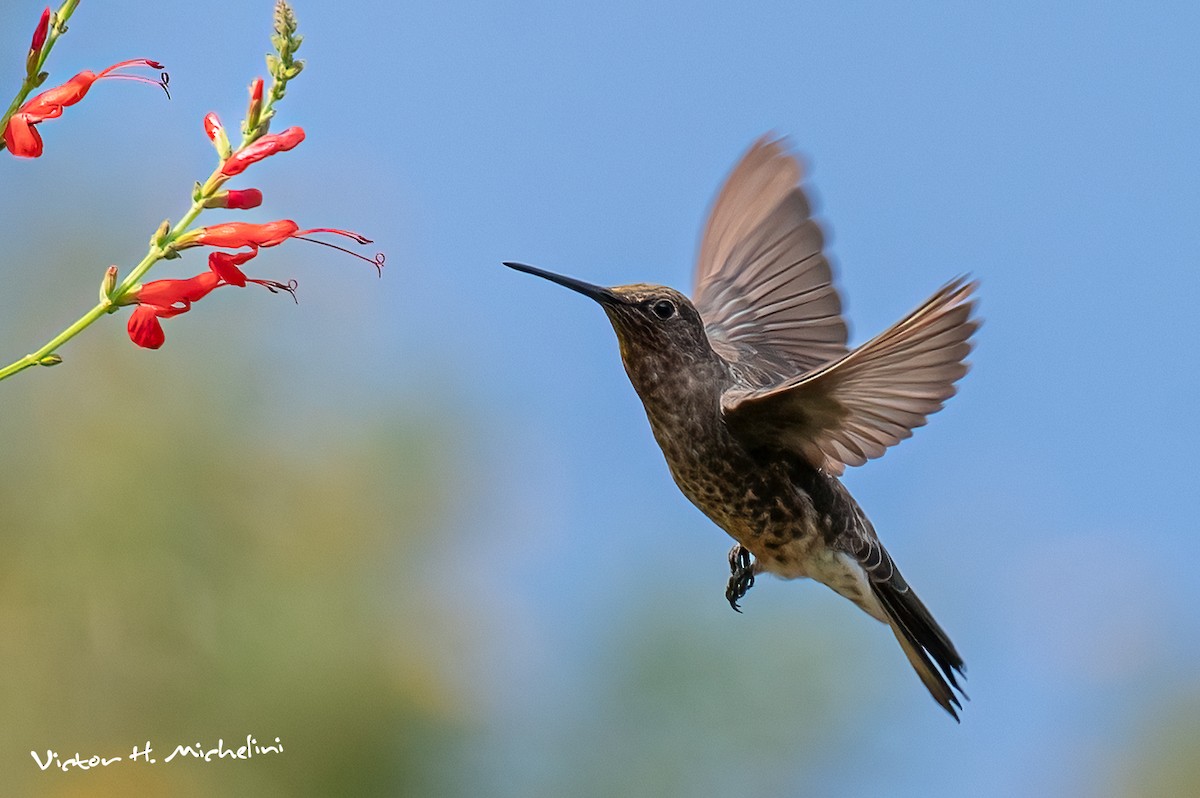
[650,299,677,320]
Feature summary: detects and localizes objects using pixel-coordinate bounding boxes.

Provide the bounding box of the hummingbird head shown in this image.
[504,261,717,372]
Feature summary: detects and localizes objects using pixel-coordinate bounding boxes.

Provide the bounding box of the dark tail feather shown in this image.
[872,578,967,721]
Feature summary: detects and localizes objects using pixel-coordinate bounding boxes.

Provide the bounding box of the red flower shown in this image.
[179,220,368,250]
[225,189,263,209]
[245,77,264,125]
[4,58,166,158]
[3,114,40,158]
[30,8,50,54]
[202,111,231,159]
[182,220,301,249]
[124,250,299,349]
[126,272,221,349]
[175,221,382,275]
[204,188,264,210]
[203,112,223,142]
[221,126,305,175]
[133,271,221,314]
[126,219,384,348]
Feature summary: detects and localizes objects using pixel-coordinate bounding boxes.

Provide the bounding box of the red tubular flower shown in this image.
[221,127,305,175]
[204,188,264,210]
[225,189,263,209]
[245,77,264,126]
[203,112,223,141]
[23,59,166,118]
[125,250,301,349]
[133,271,221,313]
[202,111,231,159]
[125,271,221,349]
[175,221,383,275]
[30,8,50,54]
[3,58,166,158]
[183,220,301,249]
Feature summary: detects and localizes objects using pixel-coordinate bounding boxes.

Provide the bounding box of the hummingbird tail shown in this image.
[872,578,967,721]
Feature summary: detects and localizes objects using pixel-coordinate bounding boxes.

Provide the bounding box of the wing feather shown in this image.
[693,136,848,378]
[722,278,979,475]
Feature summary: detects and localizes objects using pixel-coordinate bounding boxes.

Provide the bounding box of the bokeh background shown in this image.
[2,1,1198,795]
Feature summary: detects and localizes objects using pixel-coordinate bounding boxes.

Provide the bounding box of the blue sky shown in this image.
[2,1,1198,795]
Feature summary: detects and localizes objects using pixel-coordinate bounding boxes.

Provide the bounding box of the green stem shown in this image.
[0,300,109,380]
[0,3,290,382]
[0,149,254,380]
[0,197,208,381]
[112,201,207,297]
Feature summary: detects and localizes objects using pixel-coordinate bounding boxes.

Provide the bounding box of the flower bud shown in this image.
[99,265,118,302]
[203,188,264,210]
[203,112,232,160]
[150,219,171,248]
[221,127,304,176]
[26,8,51,75]
[30,8,51,53]
[245,77,264,131]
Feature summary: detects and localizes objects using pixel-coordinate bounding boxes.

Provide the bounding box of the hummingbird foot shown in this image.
[725,544,756,612]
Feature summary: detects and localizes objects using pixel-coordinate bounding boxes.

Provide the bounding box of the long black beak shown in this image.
[504,262,620,304]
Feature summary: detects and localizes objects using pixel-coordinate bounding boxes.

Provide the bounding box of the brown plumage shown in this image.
[505,135,977,720]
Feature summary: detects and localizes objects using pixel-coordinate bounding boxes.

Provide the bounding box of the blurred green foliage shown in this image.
[0,352,473,796]
[1115,691,1200,798]
[529,598,870,798]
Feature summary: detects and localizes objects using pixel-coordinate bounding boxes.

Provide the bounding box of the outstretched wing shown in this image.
[722,277,978,476]
[693,136,848,379]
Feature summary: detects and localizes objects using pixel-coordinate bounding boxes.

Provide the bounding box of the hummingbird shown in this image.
[505,136,977,719]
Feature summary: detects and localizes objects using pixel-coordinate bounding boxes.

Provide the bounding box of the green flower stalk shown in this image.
[0,0,382,381]
[1,0,80,153]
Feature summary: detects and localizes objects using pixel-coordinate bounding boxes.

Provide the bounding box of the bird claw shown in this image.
[725,544,755,612]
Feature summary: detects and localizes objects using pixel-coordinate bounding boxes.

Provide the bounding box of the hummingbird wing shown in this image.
[721,277,978,476]
[693,136,848,379]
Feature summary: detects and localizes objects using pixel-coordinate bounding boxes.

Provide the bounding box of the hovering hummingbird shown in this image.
[505,136,977,719]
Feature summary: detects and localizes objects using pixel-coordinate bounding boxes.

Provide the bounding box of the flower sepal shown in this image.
[99,266,118,304]
[243,77,265,138]
[150,219,171,246]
